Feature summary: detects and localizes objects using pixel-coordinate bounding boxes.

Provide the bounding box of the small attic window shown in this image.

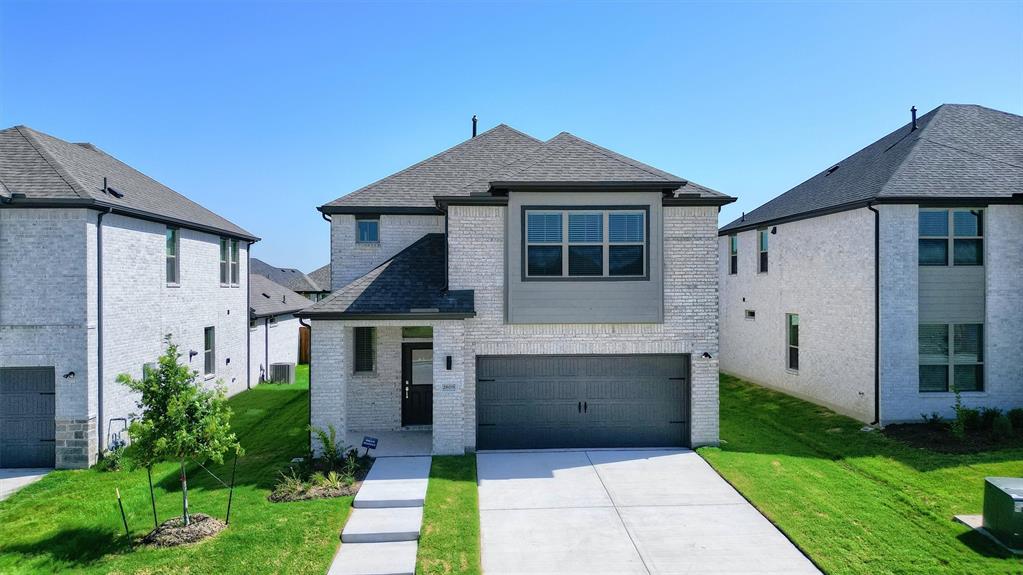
[825,165,840,176]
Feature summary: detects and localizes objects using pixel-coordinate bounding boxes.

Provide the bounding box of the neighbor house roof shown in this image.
[720,104,1023,234]
[297,233,474,319]
[0,125,257,240]
[249,274,313,318]
[250,258,326,293]
[321,124,731,214]
[308,263,331,292]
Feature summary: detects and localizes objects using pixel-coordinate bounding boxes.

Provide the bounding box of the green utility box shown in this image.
[983,477,1023,549]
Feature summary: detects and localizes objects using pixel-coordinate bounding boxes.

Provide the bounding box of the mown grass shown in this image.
[700,374,1023,575]
[417,455,481,575]
[0,365,349,575]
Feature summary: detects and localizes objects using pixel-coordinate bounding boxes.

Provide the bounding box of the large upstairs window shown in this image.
[524,208,647,279]
[919,209,983,266]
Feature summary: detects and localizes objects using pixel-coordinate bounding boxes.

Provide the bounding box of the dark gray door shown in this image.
[0,367,56,468]
[476,354,688,450]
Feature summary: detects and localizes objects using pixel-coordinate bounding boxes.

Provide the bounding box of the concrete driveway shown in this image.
[0,468,50,501]
[477,450,820,575]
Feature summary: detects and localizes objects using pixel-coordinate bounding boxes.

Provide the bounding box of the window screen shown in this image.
[354,327,375,372]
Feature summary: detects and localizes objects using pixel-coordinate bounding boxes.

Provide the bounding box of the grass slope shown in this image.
[700,374,1023,575]
[0,365,348,575]
[417,455,482,575]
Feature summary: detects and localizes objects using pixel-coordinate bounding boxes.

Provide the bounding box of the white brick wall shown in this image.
[310,320,346,447]
[0,208,251,467]
[250,313,301,383]
[448,204,722,449]
[330,214,444,289]
[719,208,876,422]
[347,326,402,430]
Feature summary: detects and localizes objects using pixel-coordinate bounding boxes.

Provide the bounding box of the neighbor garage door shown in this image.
[476,354,688,450]
[0,367,56,468]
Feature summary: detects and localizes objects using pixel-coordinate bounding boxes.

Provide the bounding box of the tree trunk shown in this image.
[180,459,190,526]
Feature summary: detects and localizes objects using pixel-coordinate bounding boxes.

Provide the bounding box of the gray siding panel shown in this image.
[476,354,688,449]
[506,191,664,324]
[918,266,985,324]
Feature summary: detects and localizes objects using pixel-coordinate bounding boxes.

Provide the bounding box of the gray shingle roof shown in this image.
[720,104,1023,233]
[249,274,313,318]
[297,233,474,318]
[251,257,326,293]
[322,124,727,212]
[308,263,331,291]
[0,125,257,240]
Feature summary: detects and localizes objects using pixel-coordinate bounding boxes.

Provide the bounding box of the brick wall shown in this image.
[250,313,302,383]
[330,214,444,289]
[347,326,402,430]
[310,319,346,451]
[719,208,876,422]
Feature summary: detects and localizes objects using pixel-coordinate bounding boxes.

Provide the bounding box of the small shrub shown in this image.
[93,447,124,472]
[309,425,345,471]
[979,407,1003,431]
[960,408,982,432]
[920,412,942,425]
[320,471,346,490]
[1008,408,1023,431]
[275,468,306,498]
[951,387,967,439]
[993,414,1013,442]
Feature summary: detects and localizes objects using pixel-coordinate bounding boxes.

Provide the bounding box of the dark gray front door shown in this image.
[476,354,688,450]
[0,367,56,468]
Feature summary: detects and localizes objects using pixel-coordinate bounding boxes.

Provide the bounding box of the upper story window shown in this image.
[758,228,769,273]
[230,239,240,284]
[221,238,241,285]
[729,234,738,275]
[166,227,180,284]
[357,218,380,243]
[919,209,983,267]
[524,208,647,279]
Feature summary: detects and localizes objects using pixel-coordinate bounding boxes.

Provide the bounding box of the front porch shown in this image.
[345,428,433,457]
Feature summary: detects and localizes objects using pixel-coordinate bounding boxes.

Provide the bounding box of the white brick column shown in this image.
[310,319,347,454]
[432,321,466,455]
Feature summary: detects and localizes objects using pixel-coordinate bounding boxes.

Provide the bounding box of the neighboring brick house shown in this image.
[718,104,1023,424]
[249,273,311,383]
[251,257,331,301]
[0,125,257,469]
[299,123,734,455]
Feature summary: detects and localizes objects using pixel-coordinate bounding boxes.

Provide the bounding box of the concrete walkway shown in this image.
[327,456,431,575]
[478,449,820,575]
[0,468,50,501]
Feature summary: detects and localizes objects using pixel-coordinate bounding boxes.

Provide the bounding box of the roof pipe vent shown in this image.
[102,177,108,193]
[472,115,478,138]
[911,106,918,131]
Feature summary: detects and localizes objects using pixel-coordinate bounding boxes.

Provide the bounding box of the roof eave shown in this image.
[294,310,476,320]
[318,205,443,216]
[488,180,685,192]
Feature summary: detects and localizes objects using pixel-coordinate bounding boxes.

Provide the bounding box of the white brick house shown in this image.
[249,273,311,383]
[719,104,1023,425]
[0,125,257,469]
[301,123,734,455]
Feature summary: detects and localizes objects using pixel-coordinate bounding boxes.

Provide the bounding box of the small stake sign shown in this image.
[362,436,378,456]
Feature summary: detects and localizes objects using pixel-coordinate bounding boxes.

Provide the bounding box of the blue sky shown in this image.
[2,1,1020,270]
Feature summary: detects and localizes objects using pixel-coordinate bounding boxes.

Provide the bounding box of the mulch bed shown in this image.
[141,513,226,547]
[883,423,1023,454]
[267,466,370,503]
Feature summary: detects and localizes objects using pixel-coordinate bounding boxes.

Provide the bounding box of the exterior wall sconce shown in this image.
[63,371,75,379]
[189,350,198,360]
[702,352,713,359]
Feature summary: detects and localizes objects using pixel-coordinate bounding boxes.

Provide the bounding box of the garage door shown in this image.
[476,354,688,450]
[0,367,56,468]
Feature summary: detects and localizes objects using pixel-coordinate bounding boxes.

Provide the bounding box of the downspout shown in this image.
[96,206,112,458]
[246,243,252,389]
[867,202,880,426]
[264,317,269,379]
[299,317,312,454]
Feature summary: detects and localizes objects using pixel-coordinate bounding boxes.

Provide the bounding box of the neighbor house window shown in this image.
[269,315,278,327]
[230,239,240,285]
[204,326,215,376]
[729,234,738,275]
[357,219,380,243]
[919,209,983,266]
[166,227,180,284]
[219,238,230,285]
[919,323,983,392]
[786,314,799,371]
[353,327,375,372]
[758,228,769,273]
[524,208,646,278]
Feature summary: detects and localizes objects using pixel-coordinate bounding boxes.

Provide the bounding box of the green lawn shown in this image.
[417,455,481,575]
[0,365,348,575]
[700,374,1023,575]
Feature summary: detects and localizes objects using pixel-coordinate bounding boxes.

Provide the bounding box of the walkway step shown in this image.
[341,507,423,543]
[353,456,431,509]
[327,540,418,575]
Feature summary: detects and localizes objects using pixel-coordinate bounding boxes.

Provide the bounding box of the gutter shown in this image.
[246,244,252,390]
[867,202,880,426]
[264,317,270,381]
[299,317,312,454]
[96,205,112,458]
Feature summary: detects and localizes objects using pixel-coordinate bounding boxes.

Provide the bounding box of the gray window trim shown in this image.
[729,234,738,275]
[758,228,769,274]
[521,205,650,282]
[203,326,216,376]
[166,226,180,285]
[919,322,984,393]
[786,313,799,371]
[353,326,376,373]
[356,219,381,244]
[918,208,984,267]
[230,238,240,285]
[219,237,230,286]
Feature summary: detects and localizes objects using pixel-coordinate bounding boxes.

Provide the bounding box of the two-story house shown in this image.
[249,273,311,383]
[0,125,257,469]
[299,123,734,455]
[718,104,1023,425]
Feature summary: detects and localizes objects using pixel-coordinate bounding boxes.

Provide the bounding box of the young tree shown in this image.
[119,336,243,526]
